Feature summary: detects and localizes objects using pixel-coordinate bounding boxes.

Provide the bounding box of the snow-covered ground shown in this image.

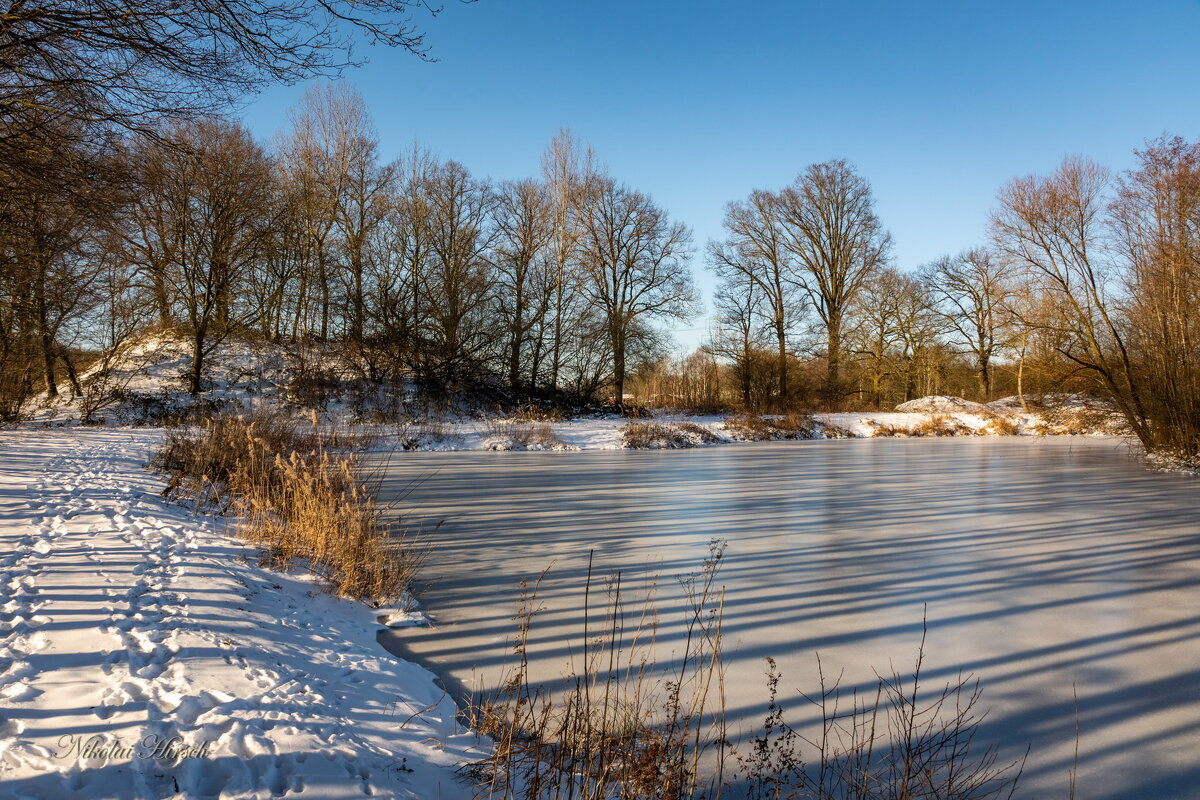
[0,429,483,799]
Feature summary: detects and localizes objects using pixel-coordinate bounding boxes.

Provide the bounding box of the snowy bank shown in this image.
[0,429,483,799]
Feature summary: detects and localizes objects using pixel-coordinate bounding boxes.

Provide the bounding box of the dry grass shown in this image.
[464,542,729,800]
[621,421,723,449]
[725,413,818,441]
[151,411,419,604]
[1033,407,1126,436]
[909,414,975,437]
[484,419,571,450]
[977,412,1023,436]
[737,623,1029,800]
[466,557,1041,800]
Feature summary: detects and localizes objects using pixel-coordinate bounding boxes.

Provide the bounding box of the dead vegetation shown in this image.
[724,413,818,441]
[466,553,1037,800]
[1032,406,1126,436]
[151,411,419,603]
[977,412,1023,436]
[908,414,976,437]
[621,421,723,449]
[464,543,729,800]
[734,625,1028,800]
[869,412,1024,438]
[484,419,572,451]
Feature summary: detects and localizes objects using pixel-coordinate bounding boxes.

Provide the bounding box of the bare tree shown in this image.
[708,272,773,408]
[492,179,554,388]
[775,159,892,400]
[577,176,696,405]
[0,0,468,146]
[708,189,806,406]
[130,118,276,395]
[1110,136,1200,460]
[921,247,1014,400]
[992,156,1152,445]
[0,118,123,405]
[417,159,495,392]
[540,129,592,389]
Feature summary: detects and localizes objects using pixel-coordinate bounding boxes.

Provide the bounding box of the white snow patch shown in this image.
[894,396,988,414]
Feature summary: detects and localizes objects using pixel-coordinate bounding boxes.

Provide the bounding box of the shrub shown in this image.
[725,413,818,441]
[482,419,572,451]
[1034,407,1126,436]
[622,421,722,449]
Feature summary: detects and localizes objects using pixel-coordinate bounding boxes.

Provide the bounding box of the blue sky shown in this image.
[241,0,1200,349]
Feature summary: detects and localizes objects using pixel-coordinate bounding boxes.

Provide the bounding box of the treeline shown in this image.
[0,84,698,411]
[1,86,1197,462]
[693,138,1200,462]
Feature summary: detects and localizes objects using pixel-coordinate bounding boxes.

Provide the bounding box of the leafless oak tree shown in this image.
[922,248,1014,400]
[578,176,696,404]
[776,159,892,400]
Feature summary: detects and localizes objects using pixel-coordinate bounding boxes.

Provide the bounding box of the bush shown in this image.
[151,412,416,603]
[725,413,818,441]
[622,421,722,449]
[483,419,572,451]
[1033,406,1126,436]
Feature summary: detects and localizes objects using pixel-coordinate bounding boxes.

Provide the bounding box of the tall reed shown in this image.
[152,411,419,603]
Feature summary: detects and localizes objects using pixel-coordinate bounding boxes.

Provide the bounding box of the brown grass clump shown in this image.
[908,414,975,437]
[484,419,571,450]
[977,412,1022,436]
[866,420,907,437]
[725,413,818,441]
[152,411,418,604]
[1033,407,1126,436]
[622,421,722,449]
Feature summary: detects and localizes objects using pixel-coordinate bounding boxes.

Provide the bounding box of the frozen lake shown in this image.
[376,437,1200,799]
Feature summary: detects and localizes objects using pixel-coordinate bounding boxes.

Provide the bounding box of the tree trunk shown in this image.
[611,327,626,407]
[977,356,991,401]
[189,325,206,396]
[826,313,842,404]
[775,313,788,405]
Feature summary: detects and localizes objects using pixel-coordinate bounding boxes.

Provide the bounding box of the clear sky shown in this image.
[240,0,1200,350]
